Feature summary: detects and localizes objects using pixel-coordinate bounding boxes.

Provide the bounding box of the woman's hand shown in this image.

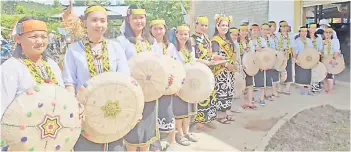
[212,55,226,61]
[226,63,235,71]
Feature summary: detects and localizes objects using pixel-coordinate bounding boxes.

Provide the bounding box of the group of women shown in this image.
[1,4,341,152]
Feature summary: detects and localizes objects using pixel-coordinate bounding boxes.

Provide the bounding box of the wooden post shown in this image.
[188,0,196,35]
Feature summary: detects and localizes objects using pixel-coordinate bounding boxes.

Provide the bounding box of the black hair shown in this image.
[13,16,51,60]
[213,20,231,40]
[321,30,334,40]
[123,5,154,44]
[307,23,318,39]
[150,22,170,46]
[278,20,287,32]
[238,24,249,43]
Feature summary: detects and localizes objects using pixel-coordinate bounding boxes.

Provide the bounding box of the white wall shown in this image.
[268,1,295,33]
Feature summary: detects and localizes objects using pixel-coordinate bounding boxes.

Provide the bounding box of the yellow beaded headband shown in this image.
[280,21,288,26]
[300,28,308,31]
[262,24,270,29]
[177,25,189,31]
[127,9,146,15]
[269,22,276,27]
[230,29,238,33]
[196,16,208,24]
[240,25,248,30]
[151,20,166,26]
[309,24,317,28]
[84,6,107,15]
[325,28,333,32]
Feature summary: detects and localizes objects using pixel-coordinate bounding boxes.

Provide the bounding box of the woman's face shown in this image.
[239,29,248,39]
[280,24,289,32]
[261,28,269,36]
[251,28,260,37]
[217,21,229,35]
[230,32,238,41]
[308,27,316,34]
[324,30,332,39]
[128,14,146,33]
[84,11,108,36]
[16,30,48,57]
[151,24,166,41]
[270,25,276,33]
[195,23,208,34]
[176,30,189,44]
[299,30,308,38]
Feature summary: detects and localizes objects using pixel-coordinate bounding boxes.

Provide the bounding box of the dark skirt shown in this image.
[254,70,272,88]
[285,54,294,83]
[157,95,175,133]
[326,73,334,79]
[194,91,217,123]
[124,101,158,146]
[295,64,312,85]
[271,69,280,83]
[74,136,124,151]
[245,73,255,87]
[172,95,197,119]
[214,70,235,112]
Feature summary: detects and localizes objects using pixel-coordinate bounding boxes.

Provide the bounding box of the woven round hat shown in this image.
[76,72,144,143]
[280,70,288,82]
[128,52,169,102]
[312,62,328,83]
[1,84,81,151]
[322,55,345,74]
[178,62,215,103]
[274,51,288,71]
[297,48,320,69]
[242,52,260,76]
[234,72,246,94]
[256,48,276,70]
[161,55,186,95]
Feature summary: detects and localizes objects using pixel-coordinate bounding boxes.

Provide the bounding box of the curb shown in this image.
[254,103,345,151]
[335,80,350,87]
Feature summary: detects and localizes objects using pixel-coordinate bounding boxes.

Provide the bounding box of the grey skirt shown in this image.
[124,101,159,146]
[173,95,197,119]
[157,95,175,133]
[295,64,312,85]
[254,70,272,88]
[326,73,334,79]
[285,54,294,83]
[270,69,280,83]
[74,136,124,151]
[245,73,255,87]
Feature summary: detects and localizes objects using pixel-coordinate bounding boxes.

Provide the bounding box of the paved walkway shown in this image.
[172,81,350,151]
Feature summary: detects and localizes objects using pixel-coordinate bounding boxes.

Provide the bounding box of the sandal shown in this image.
[283,90,291,95]
[176,136,190,146]
[226,115,235,121]
[216,117,231,124]
[185,133,198,142]
[242,104,258,110]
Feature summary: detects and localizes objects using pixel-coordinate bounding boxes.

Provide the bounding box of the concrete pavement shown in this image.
[171,81,350,151]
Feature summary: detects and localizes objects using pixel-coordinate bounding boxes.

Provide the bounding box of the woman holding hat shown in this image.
[172,24,198,146]
[1,16,64,118]
[211,14,236,124]
[62,5,129,151]
[321,28,340,94]
[261,23,277,101]
[191,16,218,131]
[250,24,269,106]
[238,24,257,110]
[294,26,314,95]
[150,19,177,149]
[276,21,296,95]
[268,21,281,98]
[308,23,323,92]
[116,5,159,151]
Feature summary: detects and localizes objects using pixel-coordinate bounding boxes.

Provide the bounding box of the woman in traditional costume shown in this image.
[276,21,296,95]
[1,16,63,117]
[250,24,268,106]
[191,16,218,131]
[239,25,257,110]
[307,23,323,92]
[261,23,277,101]
[62,5,129,151]
[268,21,281,98]
[211,14,236,123]
[172,24,198,146]
[294,26,314,95]
[150,19,177,150]
[321,28,340,94]
[116,5,159,151]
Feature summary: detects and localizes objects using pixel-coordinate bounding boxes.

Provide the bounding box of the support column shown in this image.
[294,0,302,32]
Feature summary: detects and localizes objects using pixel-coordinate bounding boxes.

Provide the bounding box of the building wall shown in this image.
[194,0,269,36]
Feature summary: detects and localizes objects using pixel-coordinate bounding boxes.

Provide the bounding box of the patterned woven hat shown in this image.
[161,55,186,95]
[77,72,144,143]
[1,84,81,151]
